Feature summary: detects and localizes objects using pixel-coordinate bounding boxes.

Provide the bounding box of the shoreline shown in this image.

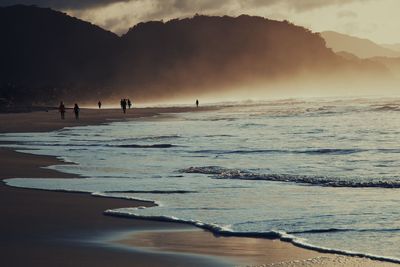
[0,147,229,267]
[0,106,214,133]
[1,107,399,266]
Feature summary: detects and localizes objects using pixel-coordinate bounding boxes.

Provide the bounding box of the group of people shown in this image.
[58,98,132,120]
[58,98,199,120]
[120,98,132,113]
[58,101,80,120]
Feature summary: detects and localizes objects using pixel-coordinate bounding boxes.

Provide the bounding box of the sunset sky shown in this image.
[2,0,400,44]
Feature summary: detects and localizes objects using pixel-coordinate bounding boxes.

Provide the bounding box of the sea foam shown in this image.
[180,166,400,188]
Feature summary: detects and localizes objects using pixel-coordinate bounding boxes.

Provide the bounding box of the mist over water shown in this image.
[2,97,400,261]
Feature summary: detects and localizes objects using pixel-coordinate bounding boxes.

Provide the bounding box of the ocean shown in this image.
[2,97,400,262]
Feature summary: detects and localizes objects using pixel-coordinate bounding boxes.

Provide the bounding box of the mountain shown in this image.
[115,16,392,101]
[381,44,400,53]
[116,15,343,99]
[336,51,360,60]
[0,5,119,105]
[320,31,400,59]
[0,6,393,106]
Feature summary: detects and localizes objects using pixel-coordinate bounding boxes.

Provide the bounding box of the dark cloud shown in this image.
[0,0,129,9]
[0,0,366,12]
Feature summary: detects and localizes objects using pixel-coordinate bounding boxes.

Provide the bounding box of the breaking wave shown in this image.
[288,227,400,235]
[191,148,400,155]
[111,135,182,142]
[16,142,176,149]
[372,105,400,111]
[104,209,400,264]
[180,166,400,188]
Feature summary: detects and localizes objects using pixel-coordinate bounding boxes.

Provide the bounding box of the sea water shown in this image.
[2,97,400,262]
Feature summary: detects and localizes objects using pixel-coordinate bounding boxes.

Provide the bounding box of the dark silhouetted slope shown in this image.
[118,16,340,98]
[0,5,119,104]
[116,16,389,100]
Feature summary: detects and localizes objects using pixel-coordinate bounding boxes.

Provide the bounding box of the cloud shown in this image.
[337,10,357,18]
[0,0,129,9]
[66,0,238,35]
[124,0,366,19]
[240,0,365,12]
[1,0,373,38]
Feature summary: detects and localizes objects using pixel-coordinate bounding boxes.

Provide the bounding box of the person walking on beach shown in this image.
[128,99,132,109]
[121,99,127,114]
[196,99,199,108]
[98,101,102,109]
[73,103,80,120]
[59,101,66,120]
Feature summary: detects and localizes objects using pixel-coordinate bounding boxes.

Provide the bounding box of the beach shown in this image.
[0,107,398,267]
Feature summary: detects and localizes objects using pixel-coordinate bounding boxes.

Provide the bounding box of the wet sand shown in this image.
[117,229,320,266]
[117,229,400,267]
[0,148,232,267]
[0,107,212,133]
[0,108,398,266]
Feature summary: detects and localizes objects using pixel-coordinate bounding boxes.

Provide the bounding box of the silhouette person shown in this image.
[121,99,127,114]
[59,101,66,120]
[73,103,80,120]
[74,103,81,120]
[128,99,132,109]
[98,101,101,109]
[196,99,199,108]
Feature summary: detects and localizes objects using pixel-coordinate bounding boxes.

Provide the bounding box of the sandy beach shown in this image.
[0,108,398,266]
[0,106,212,133]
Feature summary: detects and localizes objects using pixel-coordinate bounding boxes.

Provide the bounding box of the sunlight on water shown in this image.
[2,97,400,261]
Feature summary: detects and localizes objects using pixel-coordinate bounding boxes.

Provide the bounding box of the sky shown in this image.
[2,0,400,44]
